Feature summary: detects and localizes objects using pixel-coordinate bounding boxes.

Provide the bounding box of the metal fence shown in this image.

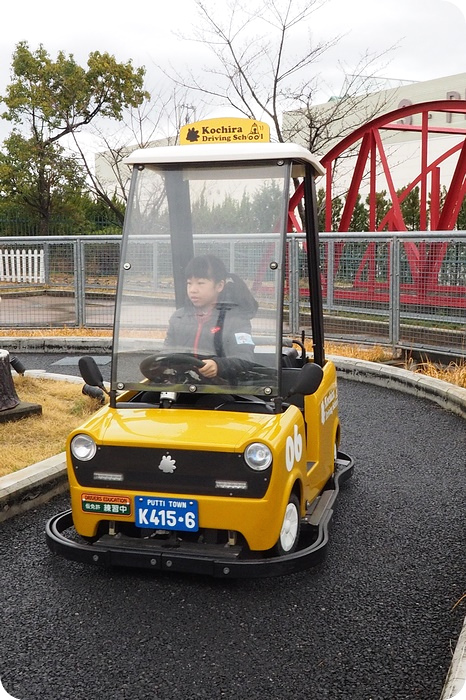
[0,233,464,358]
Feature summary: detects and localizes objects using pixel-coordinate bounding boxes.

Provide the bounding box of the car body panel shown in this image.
[46,125,352,576]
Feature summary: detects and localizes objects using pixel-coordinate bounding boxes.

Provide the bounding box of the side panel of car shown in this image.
[302,361,340,503]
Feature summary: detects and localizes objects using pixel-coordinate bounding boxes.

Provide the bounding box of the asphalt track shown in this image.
[1,357,465,700]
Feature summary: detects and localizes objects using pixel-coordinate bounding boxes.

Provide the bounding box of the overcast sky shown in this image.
[0,0,464,137]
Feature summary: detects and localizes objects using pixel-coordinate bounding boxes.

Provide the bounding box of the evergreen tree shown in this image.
[0,42,148,234]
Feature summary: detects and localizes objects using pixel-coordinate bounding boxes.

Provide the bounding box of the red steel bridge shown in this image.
[287,100,466,310]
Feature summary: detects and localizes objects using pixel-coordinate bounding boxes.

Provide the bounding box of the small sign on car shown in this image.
[179,117,270,145]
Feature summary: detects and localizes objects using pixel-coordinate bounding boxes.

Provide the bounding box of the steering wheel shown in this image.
[140,353,206,384]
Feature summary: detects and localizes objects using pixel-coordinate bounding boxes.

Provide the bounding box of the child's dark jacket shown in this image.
[165,303,255,380]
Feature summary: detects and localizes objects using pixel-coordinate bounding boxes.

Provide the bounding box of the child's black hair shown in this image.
[185,254,258,319]
[185,255,228,284]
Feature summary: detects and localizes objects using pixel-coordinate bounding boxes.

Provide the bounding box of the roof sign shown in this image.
[179,118,270,145]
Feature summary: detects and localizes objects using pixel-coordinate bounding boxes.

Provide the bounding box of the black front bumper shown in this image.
[45,452,354,579]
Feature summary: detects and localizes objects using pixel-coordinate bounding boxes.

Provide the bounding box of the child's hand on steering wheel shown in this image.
[199,359,218,378]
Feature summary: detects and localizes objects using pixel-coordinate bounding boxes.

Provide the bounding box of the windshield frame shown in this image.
[110,158,293,399]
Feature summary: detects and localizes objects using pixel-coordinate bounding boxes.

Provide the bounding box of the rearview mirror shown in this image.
[78,356,105,390]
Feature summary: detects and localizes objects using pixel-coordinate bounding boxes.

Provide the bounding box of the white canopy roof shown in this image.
[124,142,325,176]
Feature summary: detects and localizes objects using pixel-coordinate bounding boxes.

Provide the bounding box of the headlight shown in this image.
[244,443,272,471]
[71,434,97,461]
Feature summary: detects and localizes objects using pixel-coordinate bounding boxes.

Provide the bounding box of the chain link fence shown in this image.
[317,233,465,356]
[0,233,464,357]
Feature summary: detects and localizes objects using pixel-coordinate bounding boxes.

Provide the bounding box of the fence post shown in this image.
[43,242,50,285]
[229,239,235,274]
[289,235,300,335]
[326,239,335,313]
[75,239,85,327]
[152,240,159,291]
[389,236,401,352]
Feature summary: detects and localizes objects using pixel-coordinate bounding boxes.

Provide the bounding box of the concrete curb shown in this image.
[330,356,466,420]
[0,451,67,523]
[2,355,465,517]
[0,369,84,522]
[0,336,112,353]
[1,350,464,698]
[442,618,466,699]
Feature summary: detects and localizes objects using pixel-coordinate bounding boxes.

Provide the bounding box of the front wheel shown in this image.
[273,493,301,556]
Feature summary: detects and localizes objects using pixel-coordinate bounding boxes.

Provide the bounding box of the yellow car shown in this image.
[46,135,353,578]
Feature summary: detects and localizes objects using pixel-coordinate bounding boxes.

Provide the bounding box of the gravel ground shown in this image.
[1,375,465,700]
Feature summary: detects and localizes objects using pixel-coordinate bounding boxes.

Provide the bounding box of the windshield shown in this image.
[112,161,290,397]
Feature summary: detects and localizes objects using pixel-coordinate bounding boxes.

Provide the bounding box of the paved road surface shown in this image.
[11,351,112,381]
[1,367,465,700]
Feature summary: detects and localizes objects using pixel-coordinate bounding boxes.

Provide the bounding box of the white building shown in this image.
[95,73,466,203]
[282,72,466,197]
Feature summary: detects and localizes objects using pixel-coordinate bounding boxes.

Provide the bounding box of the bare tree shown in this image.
[167,0,395,150]
[74,0,398,219]
[69,84,195,220]
[163,0,401,232]
[168,0,338,140]
[282,51,396,153]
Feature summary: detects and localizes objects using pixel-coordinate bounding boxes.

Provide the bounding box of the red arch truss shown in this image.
[294,100,466,309]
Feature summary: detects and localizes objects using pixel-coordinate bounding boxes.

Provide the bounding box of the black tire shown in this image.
[273,493,301,556]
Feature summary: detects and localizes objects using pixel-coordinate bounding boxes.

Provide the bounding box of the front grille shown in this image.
[71,445,271,498]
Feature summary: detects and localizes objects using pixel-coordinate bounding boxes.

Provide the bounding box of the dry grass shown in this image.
[324,342,466,388]
[413,360,466,389]
[0,332,464,478]
[325,341,393,363]
[0,376,102,477]
[0,328,464,386]
[0,328,113,337]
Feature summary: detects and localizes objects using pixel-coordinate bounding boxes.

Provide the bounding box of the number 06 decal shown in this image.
[285,425,303,472]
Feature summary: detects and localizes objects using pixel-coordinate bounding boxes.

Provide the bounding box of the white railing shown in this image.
[0,248,45,283]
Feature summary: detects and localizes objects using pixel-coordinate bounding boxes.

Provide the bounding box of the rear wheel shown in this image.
[273,493,301,556]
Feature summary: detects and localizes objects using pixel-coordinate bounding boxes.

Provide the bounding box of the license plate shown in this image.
[135,496,198,532]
